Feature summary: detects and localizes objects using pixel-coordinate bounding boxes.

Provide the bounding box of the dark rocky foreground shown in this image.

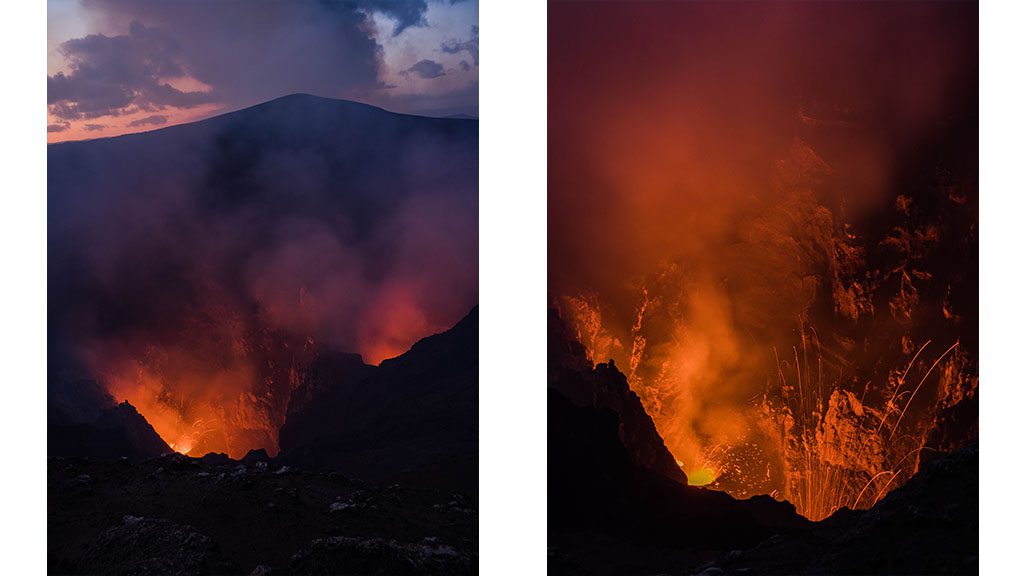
[549,384,978,576]
[48,309,479,575]
[48,453,477,575]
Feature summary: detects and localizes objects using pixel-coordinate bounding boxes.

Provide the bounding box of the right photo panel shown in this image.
[548,1,978,574]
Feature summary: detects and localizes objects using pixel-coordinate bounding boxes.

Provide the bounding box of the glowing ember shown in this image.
[559,294,975,521]
[687,466,717,487]
[549,0,976,525]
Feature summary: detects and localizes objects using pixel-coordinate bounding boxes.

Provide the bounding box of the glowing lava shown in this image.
[687,466,717,487]
[559,294,976,521]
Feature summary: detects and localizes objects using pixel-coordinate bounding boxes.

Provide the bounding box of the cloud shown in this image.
[48,1,480,138]
[127,115,167,127]
[48,121,71,133]
[441,25,478,65]
[402,59,446,79]
[74,0,415,110]
[361,0,429,34]
[84,123,106,131]
[48,21,214,120]
[459,60,470,72]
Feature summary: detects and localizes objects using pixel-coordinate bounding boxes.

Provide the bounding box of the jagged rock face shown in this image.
[48,376,170,460]
[548,389,808,574]
[284,350,373,423]
[549,307,687,484]
[278,308,478,493]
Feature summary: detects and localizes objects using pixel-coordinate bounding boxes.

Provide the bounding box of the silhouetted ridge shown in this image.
[48,376,170,460]
[548,306,686,483]
[548,389,807,557]
[278,308,478,493]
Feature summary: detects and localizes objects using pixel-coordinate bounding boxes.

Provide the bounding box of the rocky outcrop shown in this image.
[548,389,808,575]
[278,308,478,493]
[549,307,686,483]
[74,516,241,576]
[48,375,170,460]
[921,392,979,469]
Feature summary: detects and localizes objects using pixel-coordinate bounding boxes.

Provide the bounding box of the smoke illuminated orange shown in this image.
[550,1,977,521]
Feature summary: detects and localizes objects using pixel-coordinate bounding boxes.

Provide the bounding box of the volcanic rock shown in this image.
[201,452,231,466]
[921,392,979,468]
[48,376,170,460]
[48,454,477,574]
[242,448,270,465]
[548,386,811,574]
[278,307,478,494]
[75,516,242,576]
[549,307,687,484]
[286,536,473,576]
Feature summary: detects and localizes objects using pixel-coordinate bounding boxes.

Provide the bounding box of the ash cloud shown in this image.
[49,1,481,138]
[402,59,446,79]
[441,25,479,65]
[68,0,410,112]
[48,21,213,120]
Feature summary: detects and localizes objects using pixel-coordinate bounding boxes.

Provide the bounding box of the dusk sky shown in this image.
[47,0,478,142]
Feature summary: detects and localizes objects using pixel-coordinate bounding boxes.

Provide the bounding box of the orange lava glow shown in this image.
[101,353,265,458]
[560,296,974,521]
[86,290,456,458]
[550,1,976,521]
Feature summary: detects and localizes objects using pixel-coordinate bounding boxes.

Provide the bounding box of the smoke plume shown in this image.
[549,1,977,515]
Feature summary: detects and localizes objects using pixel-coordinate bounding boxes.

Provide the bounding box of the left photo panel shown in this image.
[47,1,479,573]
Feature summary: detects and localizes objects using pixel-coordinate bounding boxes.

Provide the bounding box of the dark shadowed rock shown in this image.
[549,306,687,483]
[548,390,807,555]
[278,308,478,493]
[284,350,374,423]
[201,452,231,466]
[75,516,242,576]
[242,448,270,465]
[48,375,170,460]
[921,393,979,468]
[49,456,476,575]
[285,536,473,576]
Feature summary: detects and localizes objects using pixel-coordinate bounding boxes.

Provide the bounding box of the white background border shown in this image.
[978,0,1022,573]
[479,0,547,573]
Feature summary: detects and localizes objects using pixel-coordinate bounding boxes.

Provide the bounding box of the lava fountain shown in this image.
[548,0,976,524]
[558,283,976,521]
